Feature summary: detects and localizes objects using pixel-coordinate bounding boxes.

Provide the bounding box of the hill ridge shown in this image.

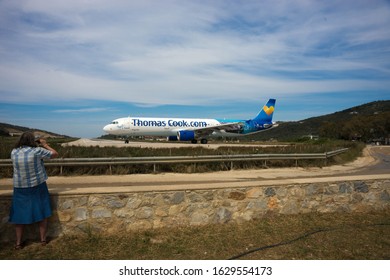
[251,100,390,141]
[0,122,70,138]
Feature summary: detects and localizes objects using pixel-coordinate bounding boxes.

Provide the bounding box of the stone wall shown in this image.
[1,179,389,242]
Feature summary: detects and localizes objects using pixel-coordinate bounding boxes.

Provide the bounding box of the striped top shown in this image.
[11,146,53,188]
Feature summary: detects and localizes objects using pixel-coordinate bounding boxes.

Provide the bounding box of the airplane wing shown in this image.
[180,121,278,138]
[185,121,245,137]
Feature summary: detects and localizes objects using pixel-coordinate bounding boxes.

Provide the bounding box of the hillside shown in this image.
[249,100,390,141]
[0,122,69,138]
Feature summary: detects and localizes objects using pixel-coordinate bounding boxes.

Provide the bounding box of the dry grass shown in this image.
[0,137,365,177]
[1,210,389,260]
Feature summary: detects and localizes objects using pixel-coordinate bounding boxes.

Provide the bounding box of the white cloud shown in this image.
[1,0,390,107]
[52,107,110,113]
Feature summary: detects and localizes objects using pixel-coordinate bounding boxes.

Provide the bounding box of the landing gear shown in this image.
[124,139,129,144]
[191,139,208,144]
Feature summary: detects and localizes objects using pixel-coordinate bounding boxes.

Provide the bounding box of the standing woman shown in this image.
[9,131,58,249]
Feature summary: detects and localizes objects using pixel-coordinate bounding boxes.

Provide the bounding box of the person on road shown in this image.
[9,131,58,249]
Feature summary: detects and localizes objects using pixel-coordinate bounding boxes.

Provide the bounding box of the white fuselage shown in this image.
[103,117,228,137]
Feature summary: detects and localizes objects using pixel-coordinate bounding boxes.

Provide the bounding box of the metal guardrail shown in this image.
[0,148,349,174]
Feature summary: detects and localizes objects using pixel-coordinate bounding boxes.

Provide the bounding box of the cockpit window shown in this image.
[111,121,119,124]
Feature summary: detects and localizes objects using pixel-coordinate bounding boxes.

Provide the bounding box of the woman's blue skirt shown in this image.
[9,181,52,224]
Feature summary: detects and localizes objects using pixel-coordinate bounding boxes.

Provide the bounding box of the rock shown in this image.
[306,184,321,195]
[213,207,232,223]
[190,212,209,225]
[60,200,74,210]
[92,208,112,218]
[170,192,185,204]
[74,208,88,221]
[228,191,246,200]
[126,197,142,209]
[265,187,276,197]
[246,188,262,198]
[267,197,279,210]
[106,197,126,208]
[136,207,153,219]
[354,181,369,193]
[88,196,103,207]
[280,200,299,214]
[380,190,390,201]
[246,200,267,211]
[339,183,352,193]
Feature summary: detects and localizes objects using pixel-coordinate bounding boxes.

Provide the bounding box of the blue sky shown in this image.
[1,0,389,138]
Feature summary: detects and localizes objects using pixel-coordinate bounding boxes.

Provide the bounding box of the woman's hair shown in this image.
[14,131,38,148]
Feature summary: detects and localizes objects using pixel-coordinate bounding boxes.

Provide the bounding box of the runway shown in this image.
[61,138,288,149]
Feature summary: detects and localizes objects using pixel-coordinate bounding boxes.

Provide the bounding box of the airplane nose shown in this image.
[103,124,111,133]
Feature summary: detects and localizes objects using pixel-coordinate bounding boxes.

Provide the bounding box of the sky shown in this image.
[0,0,389,138]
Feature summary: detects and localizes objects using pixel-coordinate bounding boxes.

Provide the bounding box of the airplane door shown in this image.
[123,119,131,129]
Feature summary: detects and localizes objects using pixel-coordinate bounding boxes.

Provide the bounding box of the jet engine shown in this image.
[177,130,195,141]
[167,136,178,141]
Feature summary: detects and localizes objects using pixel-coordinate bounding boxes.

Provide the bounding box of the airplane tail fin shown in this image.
[253,99,276,122]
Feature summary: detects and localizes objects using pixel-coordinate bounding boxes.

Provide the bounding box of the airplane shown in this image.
[103,98,277,144]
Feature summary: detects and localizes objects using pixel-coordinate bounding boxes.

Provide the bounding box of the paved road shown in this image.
[357,146,390,175]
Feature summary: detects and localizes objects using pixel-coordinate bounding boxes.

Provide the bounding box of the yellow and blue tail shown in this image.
[253,99,276,123]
